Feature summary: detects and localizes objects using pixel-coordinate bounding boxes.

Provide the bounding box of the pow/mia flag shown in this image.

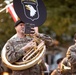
[13,0,47,26]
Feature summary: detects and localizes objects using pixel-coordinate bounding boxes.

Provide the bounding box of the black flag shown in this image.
[13,0,47,27]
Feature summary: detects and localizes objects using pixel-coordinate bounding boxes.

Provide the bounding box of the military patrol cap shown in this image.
[57,58,63,64]
[14,20,24,27]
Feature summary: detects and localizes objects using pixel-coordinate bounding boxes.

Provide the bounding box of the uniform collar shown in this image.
[13,34,32,41]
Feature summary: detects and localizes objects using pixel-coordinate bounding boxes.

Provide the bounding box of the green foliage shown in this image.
[0,12,15,52]
[42,0,76,41]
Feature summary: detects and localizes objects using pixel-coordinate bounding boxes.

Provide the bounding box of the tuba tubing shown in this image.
[1,41,46,70]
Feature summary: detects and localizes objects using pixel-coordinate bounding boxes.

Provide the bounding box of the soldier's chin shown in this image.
[21,31,25,34]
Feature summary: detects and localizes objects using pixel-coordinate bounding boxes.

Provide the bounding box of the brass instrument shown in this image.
[1,35,46,70]
[61,64,71,70]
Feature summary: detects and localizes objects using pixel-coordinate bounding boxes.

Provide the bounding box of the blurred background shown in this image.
[0,0,76,74]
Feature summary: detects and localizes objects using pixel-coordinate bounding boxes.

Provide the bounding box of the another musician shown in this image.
[51,58,63,75]
[66,33,76,74]
[60,57,71,75]
[1,20,53,75]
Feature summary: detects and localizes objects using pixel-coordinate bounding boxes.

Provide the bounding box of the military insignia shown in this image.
[21,0,39,21]
[6,45,10,50]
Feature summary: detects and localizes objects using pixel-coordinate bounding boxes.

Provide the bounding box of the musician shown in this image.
[66,33,76,74]
[51,58,63,75]
[60,57,71,75]
[1,20,53,75]
[51,57,71,75]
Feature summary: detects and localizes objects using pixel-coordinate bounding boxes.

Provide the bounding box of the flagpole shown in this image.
[0,3,13,12]
[0,6,7,12]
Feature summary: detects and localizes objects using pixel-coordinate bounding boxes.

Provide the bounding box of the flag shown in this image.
[6,3,18,22]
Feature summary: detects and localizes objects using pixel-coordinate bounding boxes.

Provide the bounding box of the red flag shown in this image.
[6,3,18,22]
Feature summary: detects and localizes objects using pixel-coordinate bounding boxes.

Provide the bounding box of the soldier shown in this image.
[66,33,76,75]
[51,58,63,75]
[66,45,76,75]
[60,57,71,75]
[51,57,71,75]
[1,20,53,75]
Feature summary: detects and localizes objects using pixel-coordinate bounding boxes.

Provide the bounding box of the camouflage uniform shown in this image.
[51,57,72,75]
[2,33,53,75]
[60,57,71,75]
[66,44,76,75]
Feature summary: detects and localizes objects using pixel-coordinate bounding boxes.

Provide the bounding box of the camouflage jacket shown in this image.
[66,44,76,64]
[66,44,76,73]
[2,33,53,75]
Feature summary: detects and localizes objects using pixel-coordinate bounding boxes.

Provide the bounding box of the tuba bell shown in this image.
[1,36,46,70]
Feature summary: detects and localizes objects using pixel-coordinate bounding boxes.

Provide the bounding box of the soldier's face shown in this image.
[15,23,25,34]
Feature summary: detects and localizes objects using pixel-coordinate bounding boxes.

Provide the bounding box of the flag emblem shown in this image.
[21,0,39,21]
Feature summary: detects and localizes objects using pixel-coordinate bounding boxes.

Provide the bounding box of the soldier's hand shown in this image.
[22,41,36,52]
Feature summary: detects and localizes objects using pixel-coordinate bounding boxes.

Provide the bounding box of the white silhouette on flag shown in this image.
[25,5,36,17]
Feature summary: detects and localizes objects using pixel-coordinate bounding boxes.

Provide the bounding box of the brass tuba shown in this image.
[1,36,46,70]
